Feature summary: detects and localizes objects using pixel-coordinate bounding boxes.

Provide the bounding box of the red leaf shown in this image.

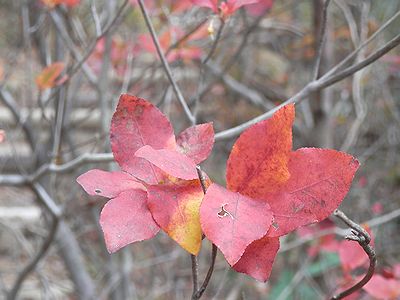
[35,62,66,90]
[363,274,400,300]
[233,235,280,282]
[110,94,176,184]
[135,145,198,180]
[266,148,359,237]
[226,104,294,198]
[77,169,144,198]
[147,180,204,255]
[200,183,273,265]
[100,189,159,253]
[226,104,358,237]
[177,123,214,164]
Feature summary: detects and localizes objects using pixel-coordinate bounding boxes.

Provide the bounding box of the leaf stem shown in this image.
[191,254,199,295]
[191,166,217,299]
[192,244,218,300]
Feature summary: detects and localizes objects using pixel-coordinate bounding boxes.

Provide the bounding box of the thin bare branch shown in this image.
[137,0,195,124]
[7,183,61,300]
[322,8,400,79]
[0,153,113,186]
[215,33,400,140]
[7,216,60,300]
[312,0,331,80]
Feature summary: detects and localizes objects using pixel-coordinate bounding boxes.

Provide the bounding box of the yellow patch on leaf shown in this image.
[147,180,205,255]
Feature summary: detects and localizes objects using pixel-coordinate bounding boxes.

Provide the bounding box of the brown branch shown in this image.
[330,209,377,300]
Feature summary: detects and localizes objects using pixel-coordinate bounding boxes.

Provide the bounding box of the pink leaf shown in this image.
[200,183,273,265]
[363,274,400,300]
[110,94,176,184]
[100,189,159,253]
[176,122,214,164]
[77,169,144,198]
[233,235,280,282]
[135,145,198,180]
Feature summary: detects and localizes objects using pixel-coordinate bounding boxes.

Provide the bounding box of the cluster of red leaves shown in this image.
[78,94,214,255]
[40,0,80,8]
[78,94,359,282]
[201,104,359,280]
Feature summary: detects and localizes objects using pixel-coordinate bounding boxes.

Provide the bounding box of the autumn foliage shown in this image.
[77,94,359,282]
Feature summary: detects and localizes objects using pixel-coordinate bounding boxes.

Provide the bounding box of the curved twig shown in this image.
[330,209,377,300]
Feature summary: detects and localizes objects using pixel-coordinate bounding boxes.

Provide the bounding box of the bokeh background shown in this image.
[0,0,400,299]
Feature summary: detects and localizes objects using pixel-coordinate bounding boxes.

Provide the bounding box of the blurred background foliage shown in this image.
[0,0,399,299]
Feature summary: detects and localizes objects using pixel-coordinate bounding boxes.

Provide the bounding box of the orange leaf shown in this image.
[226,104,294,197]
[35,62,66,90]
